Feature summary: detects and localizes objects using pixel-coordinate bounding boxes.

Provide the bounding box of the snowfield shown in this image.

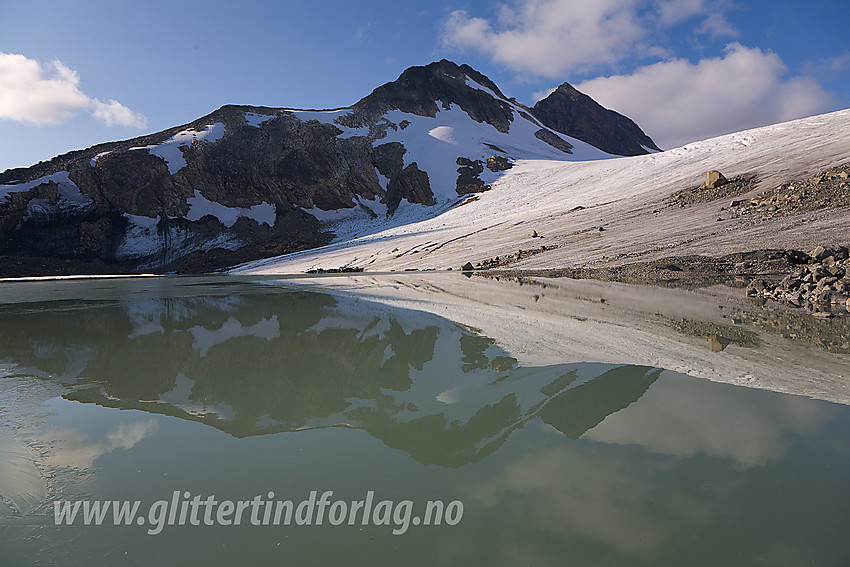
[373,104,612,205]
[235,108,850,275]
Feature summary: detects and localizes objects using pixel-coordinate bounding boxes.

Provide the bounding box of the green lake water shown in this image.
[0,277,848,566]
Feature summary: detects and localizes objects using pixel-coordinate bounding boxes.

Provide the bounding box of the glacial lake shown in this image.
[0,276,848,566]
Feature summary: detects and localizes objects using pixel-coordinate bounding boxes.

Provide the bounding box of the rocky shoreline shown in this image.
[746,245,850,317]
[466,245,850,319]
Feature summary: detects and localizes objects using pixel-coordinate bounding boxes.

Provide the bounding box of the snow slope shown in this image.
[375,104,611,204]
[275,96,614,244]
[236,109,850,274]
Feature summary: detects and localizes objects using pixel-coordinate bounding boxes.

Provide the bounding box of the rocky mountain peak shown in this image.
[532,82,661,156]
[348,59,517,133]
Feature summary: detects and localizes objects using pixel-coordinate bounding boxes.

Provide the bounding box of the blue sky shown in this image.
[1,0,848,172]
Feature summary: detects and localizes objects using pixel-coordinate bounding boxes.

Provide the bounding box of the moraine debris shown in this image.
[746,245,850,315]
[728,163,850,219]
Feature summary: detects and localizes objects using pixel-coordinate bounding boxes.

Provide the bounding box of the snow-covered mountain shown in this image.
[0,60,658,274]
[237,108,850,275]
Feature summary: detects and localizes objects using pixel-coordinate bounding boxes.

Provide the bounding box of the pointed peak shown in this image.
[350,60,516,132]
[532,82,661,156]
[538,82,585,103]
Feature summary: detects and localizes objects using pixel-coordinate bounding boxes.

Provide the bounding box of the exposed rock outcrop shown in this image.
[343,59,516,132]
[456,157,488,195]
[532,129,574,154]
[726,163,850,220]
[486,155,513,172]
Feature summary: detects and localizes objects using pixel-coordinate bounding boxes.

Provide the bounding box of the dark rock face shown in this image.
[371,142,434,213]
[456,157,488,195]
[533,129,573,154]
[532,83,661,156]
[0,107,367,272]
[385,163,433,213]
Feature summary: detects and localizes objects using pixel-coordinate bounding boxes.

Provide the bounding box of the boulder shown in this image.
[706,170,728,189]
[746,278,769,295]
[810,246,830,262]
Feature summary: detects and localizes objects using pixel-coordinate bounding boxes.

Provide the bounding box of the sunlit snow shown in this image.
[130,123,226,174]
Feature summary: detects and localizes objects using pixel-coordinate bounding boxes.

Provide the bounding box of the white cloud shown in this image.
[802,51,850,76]
[91,99,147,128]
[695,11,738,39]
[532,86,557,102]
[577,43,836,148]
[654,0,736,36]
[583,371,836,468]
[440,2,833,146]
[0,52,146,128]
[441,0,738,78]
[443,0,646,77]
[655,0,707,24]
[42,419,159,470]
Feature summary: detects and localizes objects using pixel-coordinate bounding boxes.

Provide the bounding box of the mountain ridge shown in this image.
[0,60,660,275]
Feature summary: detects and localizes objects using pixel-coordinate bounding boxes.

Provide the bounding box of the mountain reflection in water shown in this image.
[0,280,659,466]
[1,277,847,567]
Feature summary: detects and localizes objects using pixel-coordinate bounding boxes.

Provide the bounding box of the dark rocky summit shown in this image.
[343,59,515,132]
[0,60,660,275]
[532,83,661,156]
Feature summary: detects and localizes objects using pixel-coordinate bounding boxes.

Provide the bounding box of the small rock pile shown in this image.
[727,164,850,220]
[463,244,554,271]
[746,245,850,316]
[665,172,757,208]
[305,266,364,274]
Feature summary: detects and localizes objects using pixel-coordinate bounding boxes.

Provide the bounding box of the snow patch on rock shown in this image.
[375,104,613,207]
[464,75,506,102]
[244,112,275,127]
[90,151,112,167]
[190,316,280,357]
[185,190,276,228]
[1,171,89,205]
[130,123,226,175]
[289,109,369,139]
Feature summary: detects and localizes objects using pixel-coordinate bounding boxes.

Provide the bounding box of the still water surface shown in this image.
[0,277,848,566]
